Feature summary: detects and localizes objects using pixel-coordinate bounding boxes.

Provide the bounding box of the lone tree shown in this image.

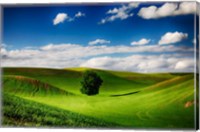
[80,70,103,95]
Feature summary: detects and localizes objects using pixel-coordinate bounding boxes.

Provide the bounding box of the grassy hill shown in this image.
[3,67,182,95]
[3,93,118,128]
[3,75,73,96]
[2,67,197,129]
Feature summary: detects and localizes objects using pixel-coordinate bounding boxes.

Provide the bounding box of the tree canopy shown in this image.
[80,70,103,95]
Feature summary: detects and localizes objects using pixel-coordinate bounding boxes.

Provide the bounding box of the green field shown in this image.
[1,67,197,129]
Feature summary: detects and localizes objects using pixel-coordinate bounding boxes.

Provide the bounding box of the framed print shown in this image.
[0,1,199,130]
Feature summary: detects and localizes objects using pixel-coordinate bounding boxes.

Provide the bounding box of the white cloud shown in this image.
[158,31,188,45]
[81,56,116,68]
[81,54,194,73]
[53,12,86,25]
[75,11,85,18]
[1,43,194,72]
[175,60,194,70]
[99,3,139,24]
[53,13,68,25]
[138,2,196,19]
[174,2,196,15]
[131,38,151,45]
[40,43,78,51]
[88,39,111,45]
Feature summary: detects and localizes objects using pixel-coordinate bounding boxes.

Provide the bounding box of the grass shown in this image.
[3,67,177,95]
[2,67,197,129]
[2,93,119,128]
[3,75,73,96]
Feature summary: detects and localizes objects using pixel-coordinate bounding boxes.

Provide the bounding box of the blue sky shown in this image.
[1,2,198,72]
[3,3,195,48]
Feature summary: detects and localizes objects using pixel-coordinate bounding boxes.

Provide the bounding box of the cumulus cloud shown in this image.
[53,13,68,25]
[131,38,151,45]
[158,31,188,45]
[1,43,194,72]
[99,3,139,24]
[88,39,111,45]
[138,2,196,19]
[53,11,85,25]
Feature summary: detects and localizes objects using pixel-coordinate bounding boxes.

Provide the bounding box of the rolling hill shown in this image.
[2,67,197,129]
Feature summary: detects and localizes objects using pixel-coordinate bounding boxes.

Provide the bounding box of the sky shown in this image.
[1,2,199,72]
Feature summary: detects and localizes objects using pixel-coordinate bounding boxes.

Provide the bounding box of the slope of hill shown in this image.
[2,67,196,129]
[2,93,119,127]
[4,67,171,95]
[3,75,73,96]
[22,75,194,128]
[3,67,192,95]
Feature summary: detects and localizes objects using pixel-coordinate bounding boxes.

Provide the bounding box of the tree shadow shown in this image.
[110,91,140,97]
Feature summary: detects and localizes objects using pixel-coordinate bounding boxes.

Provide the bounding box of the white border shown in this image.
[0,0,199,132]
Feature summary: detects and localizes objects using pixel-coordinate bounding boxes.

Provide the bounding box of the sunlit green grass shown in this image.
[2,93,118,127]
[2,67,196,129]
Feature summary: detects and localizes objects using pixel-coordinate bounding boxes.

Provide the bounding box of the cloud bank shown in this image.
[1,43,194,73]
[81,55,194,73]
